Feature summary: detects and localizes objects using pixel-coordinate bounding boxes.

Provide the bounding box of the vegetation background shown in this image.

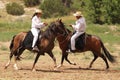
[0,0,120,80]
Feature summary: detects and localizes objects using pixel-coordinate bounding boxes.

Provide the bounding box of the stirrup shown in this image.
[66,49,76,53]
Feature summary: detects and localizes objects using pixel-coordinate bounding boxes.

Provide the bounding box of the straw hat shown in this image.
[73,11,83,17]
[35,9,42,14]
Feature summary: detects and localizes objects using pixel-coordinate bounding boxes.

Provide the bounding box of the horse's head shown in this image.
[49,19,66,35]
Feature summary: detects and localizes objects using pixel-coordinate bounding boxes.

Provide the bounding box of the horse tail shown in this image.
[9,35,16,51]
[100,40,115,63]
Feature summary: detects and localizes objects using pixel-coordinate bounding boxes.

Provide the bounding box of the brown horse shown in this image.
[4,20,65,71]
[56,22,115,69]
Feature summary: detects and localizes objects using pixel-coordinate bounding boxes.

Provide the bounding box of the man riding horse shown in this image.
[68,11,86,52]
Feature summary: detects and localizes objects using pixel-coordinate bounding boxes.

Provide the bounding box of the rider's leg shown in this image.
[31,28,39,51]
[71,32,84,50]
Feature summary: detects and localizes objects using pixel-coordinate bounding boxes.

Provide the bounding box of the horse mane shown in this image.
[41,22,56,39]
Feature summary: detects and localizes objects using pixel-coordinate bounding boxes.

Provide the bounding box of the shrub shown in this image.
[40,0,68,18]
[6,2,25,16]
[24,0,40,7]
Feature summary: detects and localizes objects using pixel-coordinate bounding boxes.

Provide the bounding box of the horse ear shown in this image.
[59,19,62,23]
[56,18,62,23]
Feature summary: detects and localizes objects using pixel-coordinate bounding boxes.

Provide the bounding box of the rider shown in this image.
[69,11,86,52]
[31,9,48,51]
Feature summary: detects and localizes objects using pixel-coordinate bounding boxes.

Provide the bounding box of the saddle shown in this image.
[68,32,86,51]
[22,31,40,49]
[75,33,86,50]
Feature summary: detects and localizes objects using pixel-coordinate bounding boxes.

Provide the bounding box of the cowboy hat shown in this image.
[35,9,42,14]
[73,11,83,17]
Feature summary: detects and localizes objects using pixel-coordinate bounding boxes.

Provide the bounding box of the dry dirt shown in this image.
[0,42,120,80]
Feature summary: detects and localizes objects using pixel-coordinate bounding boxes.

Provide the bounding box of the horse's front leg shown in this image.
[47,51,57,68]
[32,53,41,72]
[55,51,65,70]
[55,52,65,69]
[56,51,76,69]
[64,52,76,65]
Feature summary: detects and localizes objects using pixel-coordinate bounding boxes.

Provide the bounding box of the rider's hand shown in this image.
[43,22,48,26]
[69,24,73,27]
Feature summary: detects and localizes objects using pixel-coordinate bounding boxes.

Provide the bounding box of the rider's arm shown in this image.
[32,16,45,29]
[72,18,86,32]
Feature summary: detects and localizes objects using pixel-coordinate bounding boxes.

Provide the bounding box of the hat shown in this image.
[35,9,42,14]
[73,11,83,17]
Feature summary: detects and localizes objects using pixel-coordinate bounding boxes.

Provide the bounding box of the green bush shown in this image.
[70,0,120,24]
[24,0,40,7]
[40,0,68,18]
[6,2,25,16]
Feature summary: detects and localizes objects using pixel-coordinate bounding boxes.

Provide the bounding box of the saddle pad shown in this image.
[22,31,33,48]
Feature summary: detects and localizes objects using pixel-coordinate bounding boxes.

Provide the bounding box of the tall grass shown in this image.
[0,15,120,45]
[0,21,30,41]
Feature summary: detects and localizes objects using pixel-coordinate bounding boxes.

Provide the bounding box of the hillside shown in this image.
[0,0,37,22]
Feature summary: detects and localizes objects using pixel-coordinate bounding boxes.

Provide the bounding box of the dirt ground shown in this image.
[0,42,120,80]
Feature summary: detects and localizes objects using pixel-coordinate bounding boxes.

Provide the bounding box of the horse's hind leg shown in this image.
[16,47,25,60]
[4,52,14,69]
[100,54,109,69]
[89,52,98,68]
[47,51,57,67]
[13,56,19,70]
[13,47,25,70]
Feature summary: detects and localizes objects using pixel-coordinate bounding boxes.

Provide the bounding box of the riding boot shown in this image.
[32,46,39,52]
[70,50,76,53]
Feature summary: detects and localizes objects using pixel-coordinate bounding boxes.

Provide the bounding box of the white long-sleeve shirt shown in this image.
[31,15,45,29]
[72,17,86,32]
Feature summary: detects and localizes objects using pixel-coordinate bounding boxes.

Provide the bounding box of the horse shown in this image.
[4,19,65,71]
[56,21,115,69]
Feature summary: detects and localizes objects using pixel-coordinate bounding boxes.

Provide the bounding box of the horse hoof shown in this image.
[79,66,81,69]
[106,67,109,70]
[54,65,57,68]
[14,67,18,70]
[13,64,18,70]
[32,69,36,72]
[54,67,58,71]
[73,63,76,65]
[4,66,8,69]
[57,65,62,68]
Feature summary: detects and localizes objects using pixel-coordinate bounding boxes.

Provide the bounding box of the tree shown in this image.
[62,0,72,8]
[6,2,25,16]
[84,0,120,24]
[40,0,68,18]
[24,0,40,7]
[105,0,120,24]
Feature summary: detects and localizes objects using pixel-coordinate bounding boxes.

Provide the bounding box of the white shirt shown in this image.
[72,17,86,32]
[31,15,45,29]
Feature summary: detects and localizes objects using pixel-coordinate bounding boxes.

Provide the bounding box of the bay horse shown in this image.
[56,22,115,69]
[4,20,65,71]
